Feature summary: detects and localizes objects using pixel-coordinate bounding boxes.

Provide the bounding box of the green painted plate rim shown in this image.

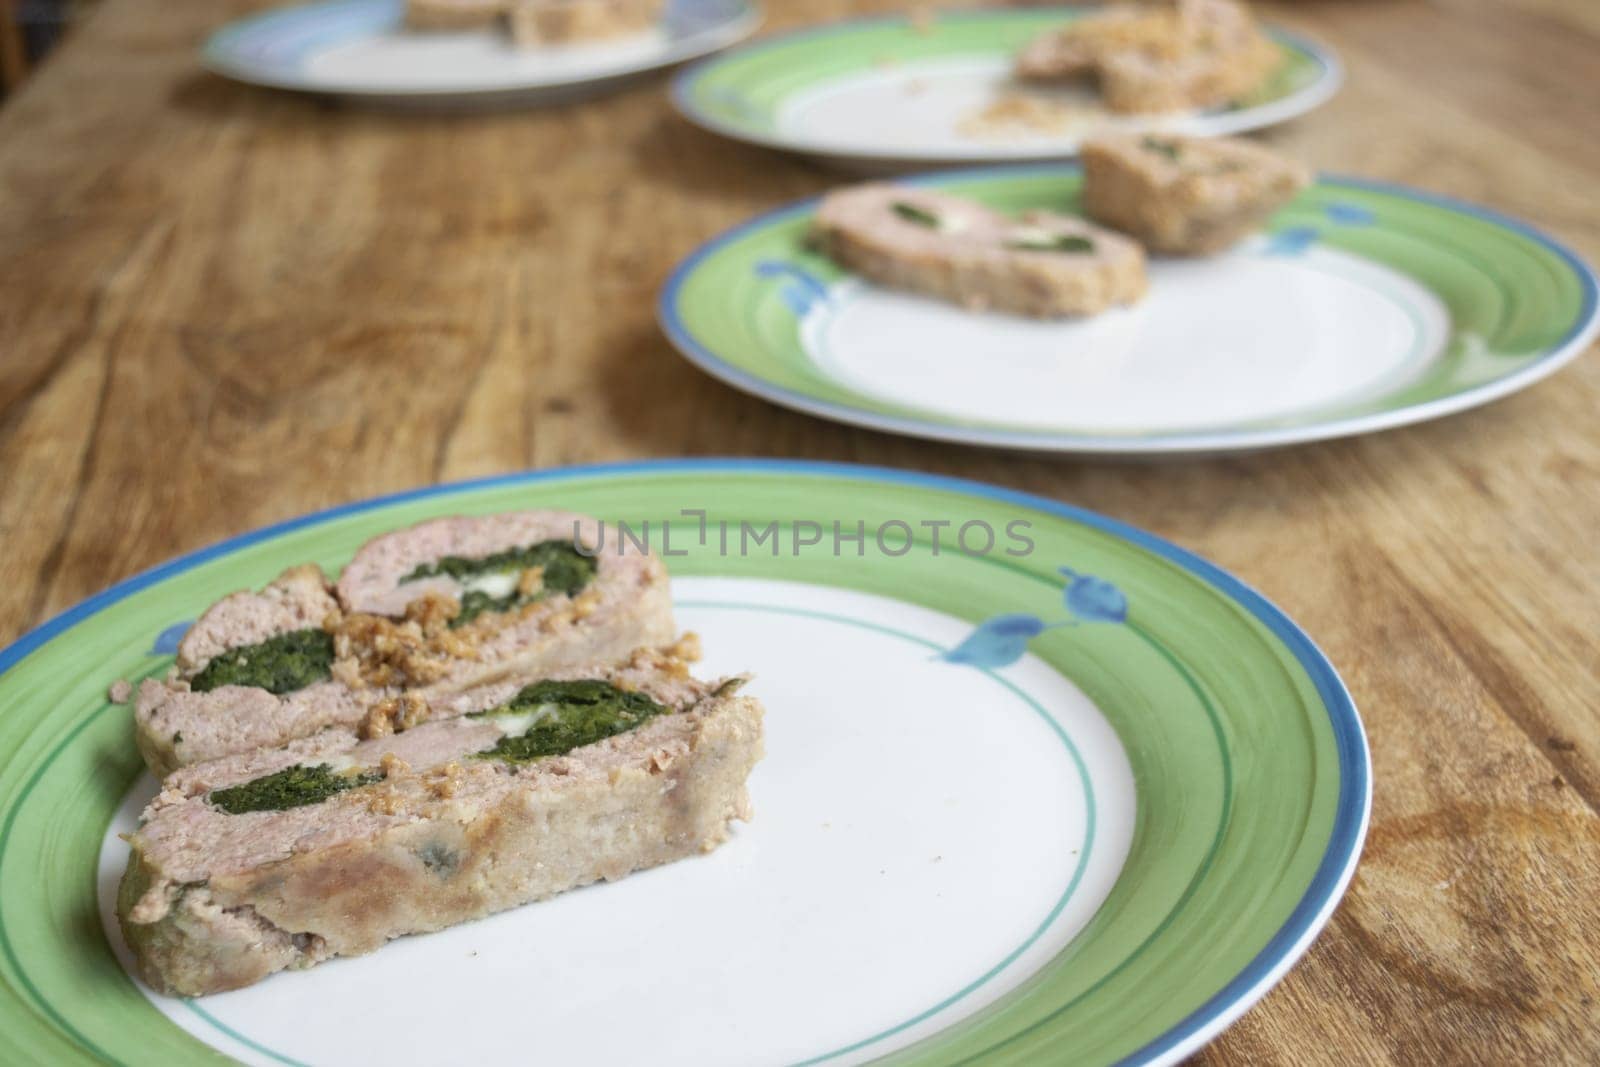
[0,459,1369,1065]
[657,169,1600,455]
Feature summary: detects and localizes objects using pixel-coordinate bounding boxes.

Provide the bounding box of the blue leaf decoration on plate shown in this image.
[940,613,1049,668]
[943,566,1128,672]
[755,259,830,317]
[1264,225,1319,257]
[150,621,192,656]
[1325,201,1375,226]
[1059,568,1128,624]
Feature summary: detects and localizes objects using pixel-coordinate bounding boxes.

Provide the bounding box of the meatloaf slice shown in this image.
[135,565,355,777]
[338,510,635,617]
[119,648,764,997]
[1017,0,1281,115]
[1015,3,1168,83]
[506,0,661,45]
[173,564,336,674]
[135,511,674,776]
[811,183,1146,317]
[1096,5,1281,115]
[405,0,507,30]
[1082,132,1310,254]
[330,510,674,693]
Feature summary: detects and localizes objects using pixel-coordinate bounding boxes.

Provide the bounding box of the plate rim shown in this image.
[657,168,1600,456]
[0,457,1368,1065]
[668,5,1343,164]
[200,0,764,98]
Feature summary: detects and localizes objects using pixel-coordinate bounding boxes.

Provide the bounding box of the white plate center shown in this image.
[100,578,1135,1067]
[303,28,671,90]
[779,57,1101,153]
[801,242,1450,434]
[774,56,1220,157]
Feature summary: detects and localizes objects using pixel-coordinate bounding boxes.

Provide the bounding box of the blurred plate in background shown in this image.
[660,167,1599,455]
[204,0,760,108]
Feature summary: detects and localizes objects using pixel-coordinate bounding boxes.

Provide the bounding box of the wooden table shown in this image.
[3,0,1598,1060]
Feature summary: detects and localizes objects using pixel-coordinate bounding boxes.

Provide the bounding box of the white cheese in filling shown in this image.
[480,703,559,738]
[459,569,522,599]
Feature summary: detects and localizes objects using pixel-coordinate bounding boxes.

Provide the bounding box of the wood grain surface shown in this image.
[2,0,1598,1061]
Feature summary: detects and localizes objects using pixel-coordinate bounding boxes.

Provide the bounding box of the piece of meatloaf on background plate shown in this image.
[507,0,663,45]
[1016,0,1281,114]
[405,0,507,29]
[1082,132,1311,254]
[811,183,1147,318]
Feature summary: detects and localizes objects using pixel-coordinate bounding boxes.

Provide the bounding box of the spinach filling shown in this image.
[400,540,598,627]
[1139,135,1246,175]
[189,628,335,695]
[1005,233,1096,254]
[210,763,383,815]
[470,679,668,765]
[207,679,668,813]
[1141,136,1181,160]
[892,201,941,228]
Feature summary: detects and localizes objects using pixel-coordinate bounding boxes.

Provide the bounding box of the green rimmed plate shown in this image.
[659,168,1599,455]
[1,460,1367,1065]
[672,8,1341,169]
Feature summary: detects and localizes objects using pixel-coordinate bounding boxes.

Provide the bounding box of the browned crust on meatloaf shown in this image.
[119,663,762,997]
[1082,132,1310,254]
[812,183,1146,318]
[135,511,674,776]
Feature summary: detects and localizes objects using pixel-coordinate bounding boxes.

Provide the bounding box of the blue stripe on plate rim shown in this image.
[656,168,1600,455]
[0,456,1369,1067]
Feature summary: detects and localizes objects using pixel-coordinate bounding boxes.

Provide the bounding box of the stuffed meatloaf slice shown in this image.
[507,0,662,45]
[327,511,674,695]
[811,183,1147,318]
[1082,132,1310,254]
[134,510,673,776]
[119,649,764,997]
[1014,2,1152,83]
[1016,0,1280,115]
[1094,8,1279,116]
[405,0,507,29]
[134,564,358,777]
